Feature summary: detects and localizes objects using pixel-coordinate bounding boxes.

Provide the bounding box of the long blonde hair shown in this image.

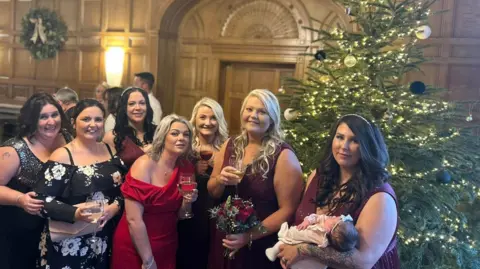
[233,89,284,179]
[190,97,228,150]
[147,114,193,162]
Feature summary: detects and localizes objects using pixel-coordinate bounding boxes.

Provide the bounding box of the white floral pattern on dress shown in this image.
[77,165,100,186]
[61,238,81,256]
[111,171,122,185]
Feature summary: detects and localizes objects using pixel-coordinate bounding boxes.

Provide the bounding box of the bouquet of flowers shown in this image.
[209,195,264,259]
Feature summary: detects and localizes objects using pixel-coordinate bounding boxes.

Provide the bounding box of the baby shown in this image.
[266,214,358,269]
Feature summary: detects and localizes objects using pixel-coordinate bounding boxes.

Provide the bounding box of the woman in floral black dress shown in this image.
[35,99,126,269]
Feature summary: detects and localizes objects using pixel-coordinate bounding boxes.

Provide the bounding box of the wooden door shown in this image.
[220,62,295,136]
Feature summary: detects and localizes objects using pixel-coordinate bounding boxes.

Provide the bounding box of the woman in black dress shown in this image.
[0,93,72,269]
[176,97,228,269]
[35,99,126,269]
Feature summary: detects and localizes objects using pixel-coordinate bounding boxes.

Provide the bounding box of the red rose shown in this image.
[236,210,251,222]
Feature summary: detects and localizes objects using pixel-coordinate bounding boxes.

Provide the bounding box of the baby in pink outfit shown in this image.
[266,214,358,269]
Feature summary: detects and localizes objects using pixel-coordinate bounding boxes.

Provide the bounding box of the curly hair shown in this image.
[316,115,390,213]
[18,92,72,142]
[113,87,156,153]
[233,89,284,179]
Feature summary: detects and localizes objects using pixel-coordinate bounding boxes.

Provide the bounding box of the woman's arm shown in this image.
[222,149,303,253]
[257,149,303,238]
[125,198,153,265]
[0,147,25,205]
[207,140,228,198]
[126,155,156,266]
[281,192,398,269]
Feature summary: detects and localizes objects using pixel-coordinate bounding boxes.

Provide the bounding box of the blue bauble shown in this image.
[314,50,327,61]
[436,170,451,184]
[410,81,426,94]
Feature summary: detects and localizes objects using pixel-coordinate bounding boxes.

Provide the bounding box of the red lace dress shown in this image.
[294,173,400,269]
[111,160,194,269]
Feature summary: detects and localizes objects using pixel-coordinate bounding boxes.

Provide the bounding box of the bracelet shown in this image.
[15,194,23,205]
[248,232,253,249]
[143,256,154,269]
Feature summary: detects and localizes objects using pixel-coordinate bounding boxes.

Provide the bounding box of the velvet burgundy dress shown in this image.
[111,160,194,269]
[208,139,293,269]
[294,173,400,269]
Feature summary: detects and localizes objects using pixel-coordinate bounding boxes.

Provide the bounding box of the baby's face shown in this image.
[324,216,341,232]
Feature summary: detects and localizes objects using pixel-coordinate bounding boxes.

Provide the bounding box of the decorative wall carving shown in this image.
[220,0,299,39]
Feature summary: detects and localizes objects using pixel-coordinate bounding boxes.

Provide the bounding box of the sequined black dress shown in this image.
[0,134,71,269]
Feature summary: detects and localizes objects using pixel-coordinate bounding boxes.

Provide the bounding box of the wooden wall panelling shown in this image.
[13,48,34,79]
[0,45,11,78]
[81,0,102,31]
[131,0,147,32]
[57,49,79,83]
[0,83,9,100]
[14,0,33,31]
[59,0,79,32]
[0,0,11,31]
[12,85,31,102]
[37,0,55,9]
[105,0,128,32]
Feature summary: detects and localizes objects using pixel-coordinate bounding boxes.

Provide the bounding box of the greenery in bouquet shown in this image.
[209,195,265,258]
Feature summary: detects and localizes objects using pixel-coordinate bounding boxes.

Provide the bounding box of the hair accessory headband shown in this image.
[121,86,143,96]
[340,114,371,125]
[331,214,354,234]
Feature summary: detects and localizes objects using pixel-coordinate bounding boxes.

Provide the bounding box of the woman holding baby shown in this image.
[278,114,400,269]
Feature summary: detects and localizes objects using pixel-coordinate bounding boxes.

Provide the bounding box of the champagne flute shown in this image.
[85,196,107,244]
[178,174,197,219]
[229,156,246,197]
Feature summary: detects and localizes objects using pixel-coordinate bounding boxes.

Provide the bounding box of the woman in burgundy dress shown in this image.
[111,114,197,269]
[104,87,157,169]
[207,89,304,269]
[278,114,400,269]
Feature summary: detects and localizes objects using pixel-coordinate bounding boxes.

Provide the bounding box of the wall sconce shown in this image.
[105,47,125,87]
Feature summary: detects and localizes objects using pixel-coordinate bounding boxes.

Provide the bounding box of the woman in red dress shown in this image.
[277,114,400,269]
[111,114,197,269]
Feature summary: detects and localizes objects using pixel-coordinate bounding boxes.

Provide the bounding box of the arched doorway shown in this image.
[154,0,350,132]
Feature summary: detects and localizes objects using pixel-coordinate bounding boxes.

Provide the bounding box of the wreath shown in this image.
[20,8,68,60]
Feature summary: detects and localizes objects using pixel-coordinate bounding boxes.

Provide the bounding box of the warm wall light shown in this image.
[105,47,125,87]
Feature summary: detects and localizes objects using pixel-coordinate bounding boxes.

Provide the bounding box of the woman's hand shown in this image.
[141,258,157,269]
[99,203,120,228]
[181,189,198,204]
[216,166,241,186]
[223,233,249,258]
[18,192,44,215]
[278,243,304,269]
[196,160,209,175]
[74,204,94,222]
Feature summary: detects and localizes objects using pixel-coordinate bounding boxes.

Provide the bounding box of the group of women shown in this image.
[0,86,399,269]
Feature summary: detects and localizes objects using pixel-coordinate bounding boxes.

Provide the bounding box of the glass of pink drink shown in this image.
[178,174,197,219]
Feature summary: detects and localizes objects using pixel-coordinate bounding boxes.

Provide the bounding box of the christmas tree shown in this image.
[280,0,480,268]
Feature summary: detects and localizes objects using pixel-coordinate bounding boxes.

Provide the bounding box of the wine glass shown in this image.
[229,156,246,197]
[198,146,213,176]
[85,196,107,244]
[178,174,197,219]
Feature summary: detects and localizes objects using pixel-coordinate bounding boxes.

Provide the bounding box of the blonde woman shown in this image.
[177,97,228,269]
[111,114,197,269]
[207,89,303,269]
[95,82,109,104]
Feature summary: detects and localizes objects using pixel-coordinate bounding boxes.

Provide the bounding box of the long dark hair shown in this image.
[18,92,72,142]
[113,87,156,152]
[316,115,390,213]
